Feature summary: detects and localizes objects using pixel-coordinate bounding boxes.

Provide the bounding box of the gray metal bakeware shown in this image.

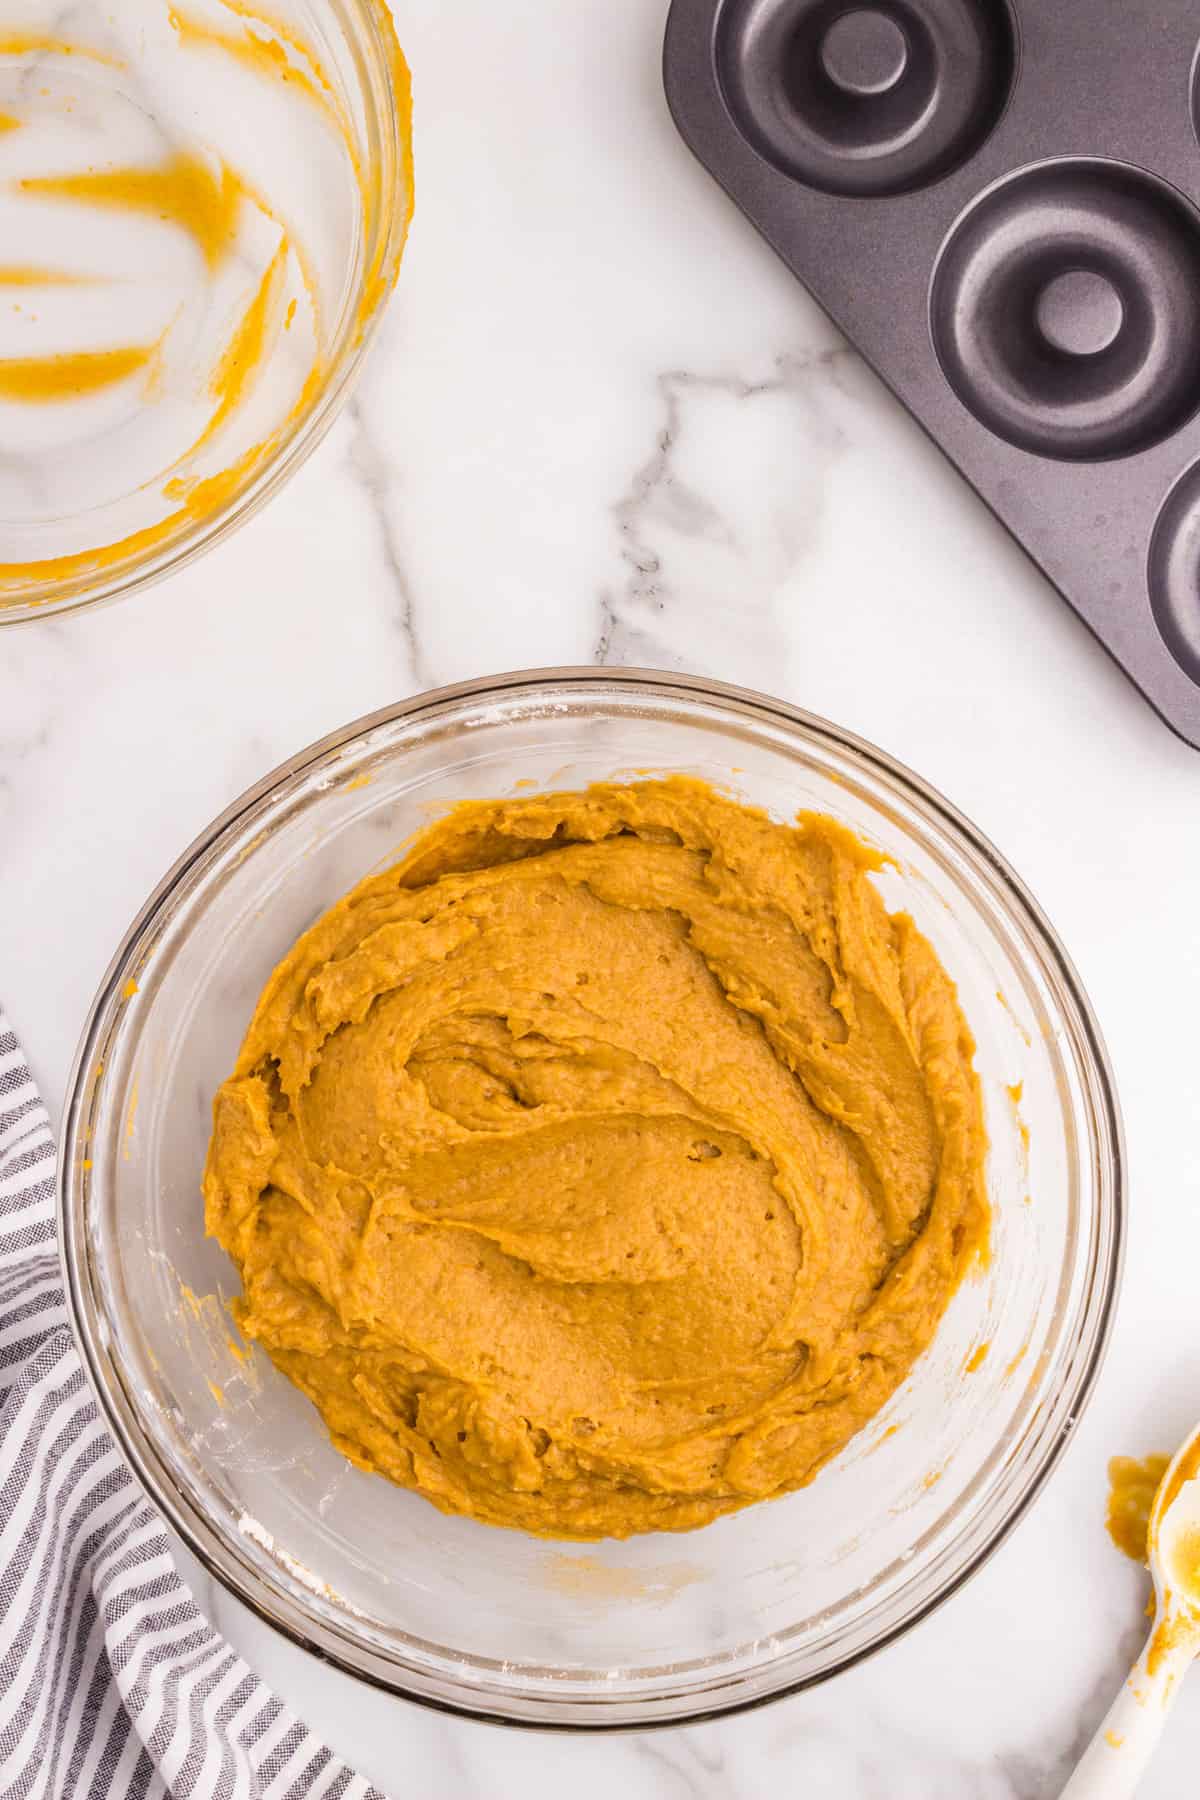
[664,0,1200,747]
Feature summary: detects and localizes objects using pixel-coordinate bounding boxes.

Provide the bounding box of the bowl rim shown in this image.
[0,0,410,627]
[59,666,1126,1731]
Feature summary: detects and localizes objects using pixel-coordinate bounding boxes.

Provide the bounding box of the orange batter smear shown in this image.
[0,343,156,402]
[963,1342,990,1374]
[0,36,124,69]
[165,321,323,506]
[123,1079,139,1162]
[190,235,289,457]
[1147,1607,1194,1677]
[0,112,20,133]
[1107,1454,1170,1563]
[168,5,348,138]
[1173,1524,1200,1604]
[20,153,243,271]
[0,265,92,285]
[218,0,339,98]
[361,34,413,336]
[0,429,271,589]
[1005,1080,1031,1158]
[1154,1436,1200,1526]
[0,329,323,588]
[994,986,1033,1048]
[166,0,412,341]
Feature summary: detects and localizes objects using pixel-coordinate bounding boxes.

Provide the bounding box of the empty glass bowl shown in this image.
[61,669,1123,1728]
[0,0,410,621]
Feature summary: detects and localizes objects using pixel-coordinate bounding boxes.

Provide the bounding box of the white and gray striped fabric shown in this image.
[0,1013,384,1800]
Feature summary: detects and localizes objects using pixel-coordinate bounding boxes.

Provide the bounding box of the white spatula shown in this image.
[1062,1424,1200,1798]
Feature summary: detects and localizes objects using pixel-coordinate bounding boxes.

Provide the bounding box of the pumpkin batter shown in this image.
[204,779,989,1539]
[1107,1455,1171,1564]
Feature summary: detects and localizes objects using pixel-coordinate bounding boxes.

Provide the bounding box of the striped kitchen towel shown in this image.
[0,1013,384,1800]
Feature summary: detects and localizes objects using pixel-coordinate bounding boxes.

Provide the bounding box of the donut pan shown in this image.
[663,0,1200,747]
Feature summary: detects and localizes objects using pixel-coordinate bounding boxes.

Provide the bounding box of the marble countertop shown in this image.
[4,0,1200,1792]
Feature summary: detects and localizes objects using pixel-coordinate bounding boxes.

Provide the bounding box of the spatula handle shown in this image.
[1059,1622,1192,1798]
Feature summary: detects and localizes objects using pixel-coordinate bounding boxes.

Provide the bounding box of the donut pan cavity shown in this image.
[664,0,1200,744]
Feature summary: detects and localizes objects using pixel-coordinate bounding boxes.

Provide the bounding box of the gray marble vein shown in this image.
[0,622,71,815]
[346,396,433,691]
[635,1725,727,1799]
[596,350,856,688]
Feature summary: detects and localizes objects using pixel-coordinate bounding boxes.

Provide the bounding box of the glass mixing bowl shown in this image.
[0,0,409,622]
[61,669,1123,1729]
